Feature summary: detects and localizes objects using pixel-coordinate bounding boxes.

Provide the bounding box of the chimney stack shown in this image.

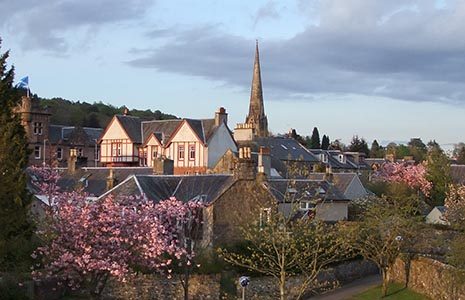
[123,107,129,116]
[106,168,117,190]
[234,147,256,180]
[153,156,174,175]
[215,107,228,126]
[68,148,77,174]
[324,165,333,182]
[257,146,271,178]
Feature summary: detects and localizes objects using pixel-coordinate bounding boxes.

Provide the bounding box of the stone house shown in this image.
[15,93,102,167]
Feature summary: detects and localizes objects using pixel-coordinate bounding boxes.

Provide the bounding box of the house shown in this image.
[307,172,369,200]
[14,93,102,167]
[98,107,237,174]
[425,206,448,225]
[308,149,370,173]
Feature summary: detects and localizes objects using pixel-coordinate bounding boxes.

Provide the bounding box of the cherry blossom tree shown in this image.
[375,162,432,197]
[30,166,203,299]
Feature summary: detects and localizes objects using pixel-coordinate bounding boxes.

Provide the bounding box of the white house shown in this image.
[99,107,237,175]
[425,206,448,225]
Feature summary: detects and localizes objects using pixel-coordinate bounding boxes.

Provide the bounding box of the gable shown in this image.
[144,133,163,147]
[168,121,202,144]
[100,117,131,141]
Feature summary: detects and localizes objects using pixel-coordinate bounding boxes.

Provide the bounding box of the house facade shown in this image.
[99,108,237,175]
[15,94,102,167]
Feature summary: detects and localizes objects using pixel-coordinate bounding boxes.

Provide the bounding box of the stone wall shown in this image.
[103,274,220,300]
[390,256,465,300]
[242,259,378,300]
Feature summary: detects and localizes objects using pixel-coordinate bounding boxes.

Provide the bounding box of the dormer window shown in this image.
[33,122,43,135]
[320,153,328,163]
[338,154,346,163]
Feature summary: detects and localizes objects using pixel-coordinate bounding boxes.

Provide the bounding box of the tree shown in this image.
[321,135,330,150]
[329,139,345,151]
[425,146,451,206]
[0,39,35,273]
[344,197,418,297]
[308,127,321,149]
[348,135,369,156]
[31,167,202,299]
[289,129,306,146]
[453,143,465,164]
[369,140,385,158]
[374,162,432,197]
[219,205,346,300]
[408,138,427,162]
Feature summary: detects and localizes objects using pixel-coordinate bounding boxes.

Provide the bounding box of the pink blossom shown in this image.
[375,162,432,196]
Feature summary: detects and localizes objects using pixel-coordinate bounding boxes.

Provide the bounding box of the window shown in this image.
[33,122,43,135]
[34,146,41,159]
[56,147,63,160]
[178,145,185,160]
[139,148,147,166]
[189,144,196,160]
[259,208,271,227]
[338,154,346,163]
[300,201,311,211]
[77,148,83,157]
[320,153,328,163]
[153,147,158,159]
[112,142,122,156]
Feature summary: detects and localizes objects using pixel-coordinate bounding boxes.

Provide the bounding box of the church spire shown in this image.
[245,40,268,137]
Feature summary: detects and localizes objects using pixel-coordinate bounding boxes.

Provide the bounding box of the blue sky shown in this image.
[2,0,465,147]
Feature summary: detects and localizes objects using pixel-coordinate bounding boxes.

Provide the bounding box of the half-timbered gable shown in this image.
[99,115,141,166]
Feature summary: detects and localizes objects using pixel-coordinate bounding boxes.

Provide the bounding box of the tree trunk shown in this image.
[280,271,286,300]
[381,268,389,297]
[184,263,189,300]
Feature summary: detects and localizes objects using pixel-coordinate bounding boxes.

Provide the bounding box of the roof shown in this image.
[106,174,236,204]
[450,164,465,185]
[48,125,103,145]
[28,167,154,197]
[142,119,182,145]
[308,149,359,170]
[435,206,446,214]
[254,137,319,162]
[264,179,347,203]
[115,115,142,143]
[307,173,358,194]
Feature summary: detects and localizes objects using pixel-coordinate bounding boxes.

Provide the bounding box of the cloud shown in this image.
[128,0,465,104]
[0,0,155,52]
[254,1,281,27]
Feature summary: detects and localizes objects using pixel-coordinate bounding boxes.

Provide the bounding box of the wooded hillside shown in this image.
[35,96,178,128]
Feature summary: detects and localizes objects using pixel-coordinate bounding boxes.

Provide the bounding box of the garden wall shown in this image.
[390,256,465,300]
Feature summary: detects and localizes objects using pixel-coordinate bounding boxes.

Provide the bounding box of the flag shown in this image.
[15,76,29,89]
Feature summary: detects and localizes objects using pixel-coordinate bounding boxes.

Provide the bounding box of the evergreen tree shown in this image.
[457,147,465,165]
[408,138,427,162]
[309,127,321,149]
[369,139,384,158]
[348,135,369,156]
[321,135,330,150]
[0,40,34,272]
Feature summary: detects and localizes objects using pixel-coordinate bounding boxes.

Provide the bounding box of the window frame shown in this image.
[33,122,43,135]
[34,146,41,159]
[189,144,196,161]
[56,147,63,160]
[178,145,185,160]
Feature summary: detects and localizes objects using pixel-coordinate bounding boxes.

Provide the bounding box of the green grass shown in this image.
[351,282,430,300]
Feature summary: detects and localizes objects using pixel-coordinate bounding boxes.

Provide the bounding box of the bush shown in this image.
[0,273,29,300]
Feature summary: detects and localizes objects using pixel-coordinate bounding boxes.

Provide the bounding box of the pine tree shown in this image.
[348,135,369,156]
[369,140,384,158]
[0,39,34,272]
[309,127,321,149]
[321,135,330,150]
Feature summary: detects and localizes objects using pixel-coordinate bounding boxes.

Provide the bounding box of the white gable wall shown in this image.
[100,118,137,163]
[167,122,206,169]
[207,123,237,168]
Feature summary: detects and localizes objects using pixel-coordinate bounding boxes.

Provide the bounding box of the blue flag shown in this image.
[16,76,29,89]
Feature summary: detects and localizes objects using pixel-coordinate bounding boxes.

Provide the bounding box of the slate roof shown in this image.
[48,125,103,145]
[307,173,358,194]
[119,117,221,146]
[254,137,319,162]
[308,149,359,170]
[450,164,465,185]
[264,179,347,203]
[28,167,154,197]
[435,206,446,213]
[142,119,182,144]
[105,174,236,204]
[115,115,142,143]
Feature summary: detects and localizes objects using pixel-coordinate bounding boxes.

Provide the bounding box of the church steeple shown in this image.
[245,40,268,137]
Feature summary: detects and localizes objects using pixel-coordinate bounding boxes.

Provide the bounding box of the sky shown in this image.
[1,0,465,147]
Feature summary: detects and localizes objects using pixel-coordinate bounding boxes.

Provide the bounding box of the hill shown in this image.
[35,96,178,129]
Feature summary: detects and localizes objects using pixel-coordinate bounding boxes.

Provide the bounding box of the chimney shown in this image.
[106,168,117,190]
[68,148,77,174]
[215,107,228,126]
[234,147,256,180]
[324,165,333,182]
[257,146,271,178]
[153,156,174,175]
[123,107,129,116]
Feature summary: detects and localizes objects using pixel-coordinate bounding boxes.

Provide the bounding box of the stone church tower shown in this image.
[245,41,269,137]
